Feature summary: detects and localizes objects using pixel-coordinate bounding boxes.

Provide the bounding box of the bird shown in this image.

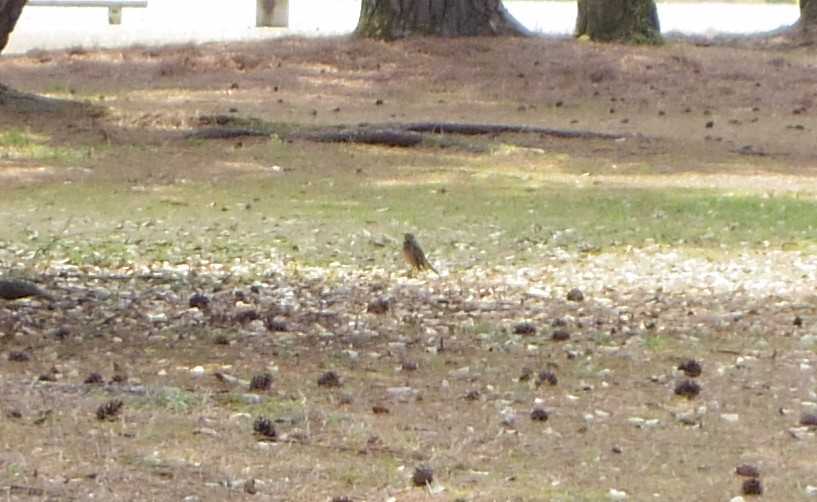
[402,233,438,275]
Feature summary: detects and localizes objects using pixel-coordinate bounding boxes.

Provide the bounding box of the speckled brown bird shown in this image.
[403,233,438,275]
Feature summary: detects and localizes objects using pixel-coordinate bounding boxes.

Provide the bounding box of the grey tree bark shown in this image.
[802,0,817,33]
[575,0,661,44]
[0,0,27,54]
[355,0,530,39]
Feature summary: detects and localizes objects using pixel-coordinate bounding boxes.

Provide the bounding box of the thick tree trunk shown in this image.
[0,0,27,54]
[575,0,661,44]
[802,0,817,33]
[355,0,530,39]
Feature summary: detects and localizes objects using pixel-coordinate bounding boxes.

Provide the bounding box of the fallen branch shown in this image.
[185,115,632,148]
[399,122,627,140]
[0,83,96,114]
[184,127,271,140]
[296,129,424,147]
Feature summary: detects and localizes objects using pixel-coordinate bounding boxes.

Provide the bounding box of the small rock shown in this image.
[794,315,804,327]
[8,351,31,362]
[244,478,257,495]
[386,387,418,402]
[500,407,516,427]
[566,288,584,302]
[608,488,628,500]
[742,478,763,495]
[412,465,434,487]
[736,464,760,478]
[190,366,205,376]
[50,327,70,340]
[193,427,219,437]
[721,413,740,423]
[449,366,470,379]
[401,360,418,371]
[367,298,390,314]
[805,485,817,497]
[464,389,481,401]
[801,413,817,427]
[239,394,264,405]
[264,318,288,332]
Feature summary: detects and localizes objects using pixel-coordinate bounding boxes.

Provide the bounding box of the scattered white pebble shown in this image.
[190,366,205,376]
[608,488,628,500]
[449,366,470,379]
[721,413,740,423]
[500,407,516,427]
[805,485,817,497]
[386,387,418,402]
[147,312,167,322]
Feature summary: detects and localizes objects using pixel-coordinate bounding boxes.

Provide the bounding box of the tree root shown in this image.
[186,116,632,148]
[0,83,96,115]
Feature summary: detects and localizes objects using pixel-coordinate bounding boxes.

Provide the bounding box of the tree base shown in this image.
[355,0,530,39]
[0,83,102,116]
[575,0,662,44]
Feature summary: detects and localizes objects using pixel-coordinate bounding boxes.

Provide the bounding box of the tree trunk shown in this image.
[802,0,817,33]
[575,0,661,44]
[0,0,27,54]
[355,0,530,39]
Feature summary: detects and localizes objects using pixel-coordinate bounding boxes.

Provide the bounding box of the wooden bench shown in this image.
[27,0,148,25]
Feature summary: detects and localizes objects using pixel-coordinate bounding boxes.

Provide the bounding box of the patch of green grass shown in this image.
[0,128,96,163]
[224,394,304,417]
[644,334,669,352]
[3,144,817,272]
[133,387,209,413]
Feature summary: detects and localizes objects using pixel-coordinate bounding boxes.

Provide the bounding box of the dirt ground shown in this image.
[1,35,817,501]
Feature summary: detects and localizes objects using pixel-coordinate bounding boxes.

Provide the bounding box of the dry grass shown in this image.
[1,36,817,501]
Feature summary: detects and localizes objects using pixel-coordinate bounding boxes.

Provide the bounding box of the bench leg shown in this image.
[108,6,122,25]
[256,0,288,28]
